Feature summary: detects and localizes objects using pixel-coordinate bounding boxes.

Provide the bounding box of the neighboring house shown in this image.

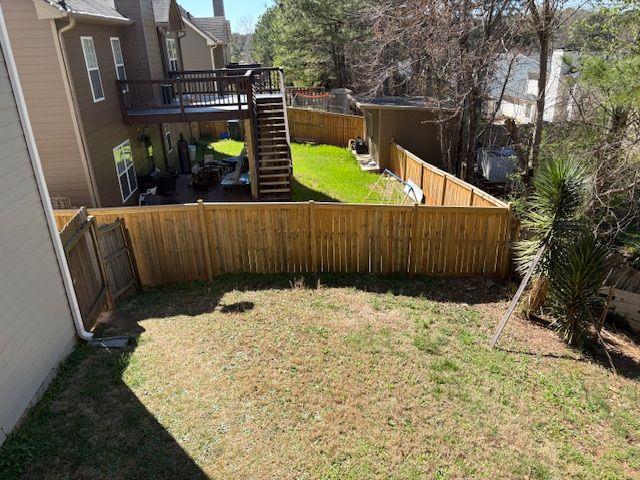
[487,49,579,125]
[0,6,81,445]
[0,0,221,207]
[179,1,231,71]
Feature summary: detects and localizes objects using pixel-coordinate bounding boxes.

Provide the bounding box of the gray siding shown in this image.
[0,38,76,445]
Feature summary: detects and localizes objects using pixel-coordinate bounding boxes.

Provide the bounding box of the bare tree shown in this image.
[353,0,525,177]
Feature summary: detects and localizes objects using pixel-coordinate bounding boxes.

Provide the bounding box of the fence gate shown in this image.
[59,208,111,330]
[97,219,140,302]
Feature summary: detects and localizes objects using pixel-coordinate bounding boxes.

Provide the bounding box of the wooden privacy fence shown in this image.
[57,211,139,313]
[58,208,111,330]
[390,142,508,208]
[287,108,364,147]
[55,201,514,287]
[97,220,140,302]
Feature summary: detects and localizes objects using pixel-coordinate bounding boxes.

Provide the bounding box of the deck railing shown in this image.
[118,68,285,123]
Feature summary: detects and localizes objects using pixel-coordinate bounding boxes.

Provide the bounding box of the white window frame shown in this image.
[166,38,179,72]
[110,37,127,92]
[113,140,137,203]
[80,36,105,103]
[164,124,173,152]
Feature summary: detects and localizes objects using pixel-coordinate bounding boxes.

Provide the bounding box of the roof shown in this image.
[190,17,231,45]
[355,96,453,111]
[152,0,171,24]
[39,0,130,23]
[178,5,219,44]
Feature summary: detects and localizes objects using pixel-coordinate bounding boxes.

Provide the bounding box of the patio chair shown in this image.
[138,187,158,206]
[221,154,250,189]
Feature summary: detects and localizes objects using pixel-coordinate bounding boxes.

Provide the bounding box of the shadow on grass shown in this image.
[0,344,209,479]
[291,177,339,202]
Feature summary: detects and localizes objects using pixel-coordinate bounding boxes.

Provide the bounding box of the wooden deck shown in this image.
[118,69,283,125]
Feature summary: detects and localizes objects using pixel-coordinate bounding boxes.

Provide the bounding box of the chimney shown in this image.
[213,0,225,17]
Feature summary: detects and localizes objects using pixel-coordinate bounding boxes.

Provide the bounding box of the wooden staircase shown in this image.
[254,95,292,200]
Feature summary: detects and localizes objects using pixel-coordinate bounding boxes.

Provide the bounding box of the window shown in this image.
[80,37,105,102]
[166,38,179,72]
[113,140,137,202]
[164,124,173,152]
[110,37,127,92]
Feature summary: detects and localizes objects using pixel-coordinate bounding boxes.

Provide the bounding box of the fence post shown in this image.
[440,176,448,205]
[88,214,114,310]
[197,200,214,281]
[309,201,318,273]
[408,202,419,275]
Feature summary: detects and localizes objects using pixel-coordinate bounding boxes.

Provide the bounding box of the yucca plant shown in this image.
[548,234,614,346]
[515,156,589,275]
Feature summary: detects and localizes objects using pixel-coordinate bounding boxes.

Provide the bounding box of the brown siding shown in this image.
[374,109,457,170]
[61,22,149,206]
[0,0,92,206]
[115,0,164,79]
[180,22,213,71]
[212,45,226,69]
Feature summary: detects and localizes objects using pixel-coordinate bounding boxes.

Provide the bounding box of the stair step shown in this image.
[259,166,292,172]
[260,188,291,194]
[257,109,285,116]
[256,96,284,102]
[260,181,291,187]
[258,136,287,143]
[259,175,291,180]
[257,102,284,108]
[259,147,290,154]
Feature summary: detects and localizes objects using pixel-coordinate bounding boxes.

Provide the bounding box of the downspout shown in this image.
[0,8,92,341]
[55,16,101,207]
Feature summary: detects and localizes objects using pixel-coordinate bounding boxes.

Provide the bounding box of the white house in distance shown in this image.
[486,49,580,124]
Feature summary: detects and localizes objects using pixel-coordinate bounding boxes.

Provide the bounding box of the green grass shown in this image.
[200,139,385,203]
[2,275,639,479]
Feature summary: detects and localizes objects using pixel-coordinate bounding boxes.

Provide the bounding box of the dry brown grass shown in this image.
[2,275,639,479]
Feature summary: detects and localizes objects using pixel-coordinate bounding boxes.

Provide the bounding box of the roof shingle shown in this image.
[190,17,231,44]
[41,0,130,22]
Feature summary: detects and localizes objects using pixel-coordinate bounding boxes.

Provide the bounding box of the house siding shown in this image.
[0,34,76,446]
[61,22,161,206]
[0,0,92,207]
[115,0,164,79]
[180,22,213,71]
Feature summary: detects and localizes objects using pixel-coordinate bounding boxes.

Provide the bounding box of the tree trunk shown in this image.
[528,31,549,175]
[465,87,481,182]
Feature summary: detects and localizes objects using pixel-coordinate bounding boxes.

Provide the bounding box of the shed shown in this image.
[356,96,458,171]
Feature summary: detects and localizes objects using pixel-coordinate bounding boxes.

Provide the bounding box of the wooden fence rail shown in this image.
[287,108,364,147]
[55,201,513,287]
[389,142,508,208]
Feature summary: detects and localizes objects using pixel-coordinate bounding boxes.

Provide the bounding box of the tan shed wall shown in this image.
[364,108,459,171]
[373,109,446,170]
[180,22,213,71]
[0,0,92,207]
[0,37,76,446]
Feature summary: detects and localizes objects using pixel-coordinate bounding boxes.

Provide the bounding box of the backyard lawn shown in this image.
[1,275,639,479]
[203,139,385,203]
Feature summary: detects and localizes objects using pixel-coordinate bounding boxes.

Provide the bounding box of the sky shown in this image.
[179,0,274,31]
